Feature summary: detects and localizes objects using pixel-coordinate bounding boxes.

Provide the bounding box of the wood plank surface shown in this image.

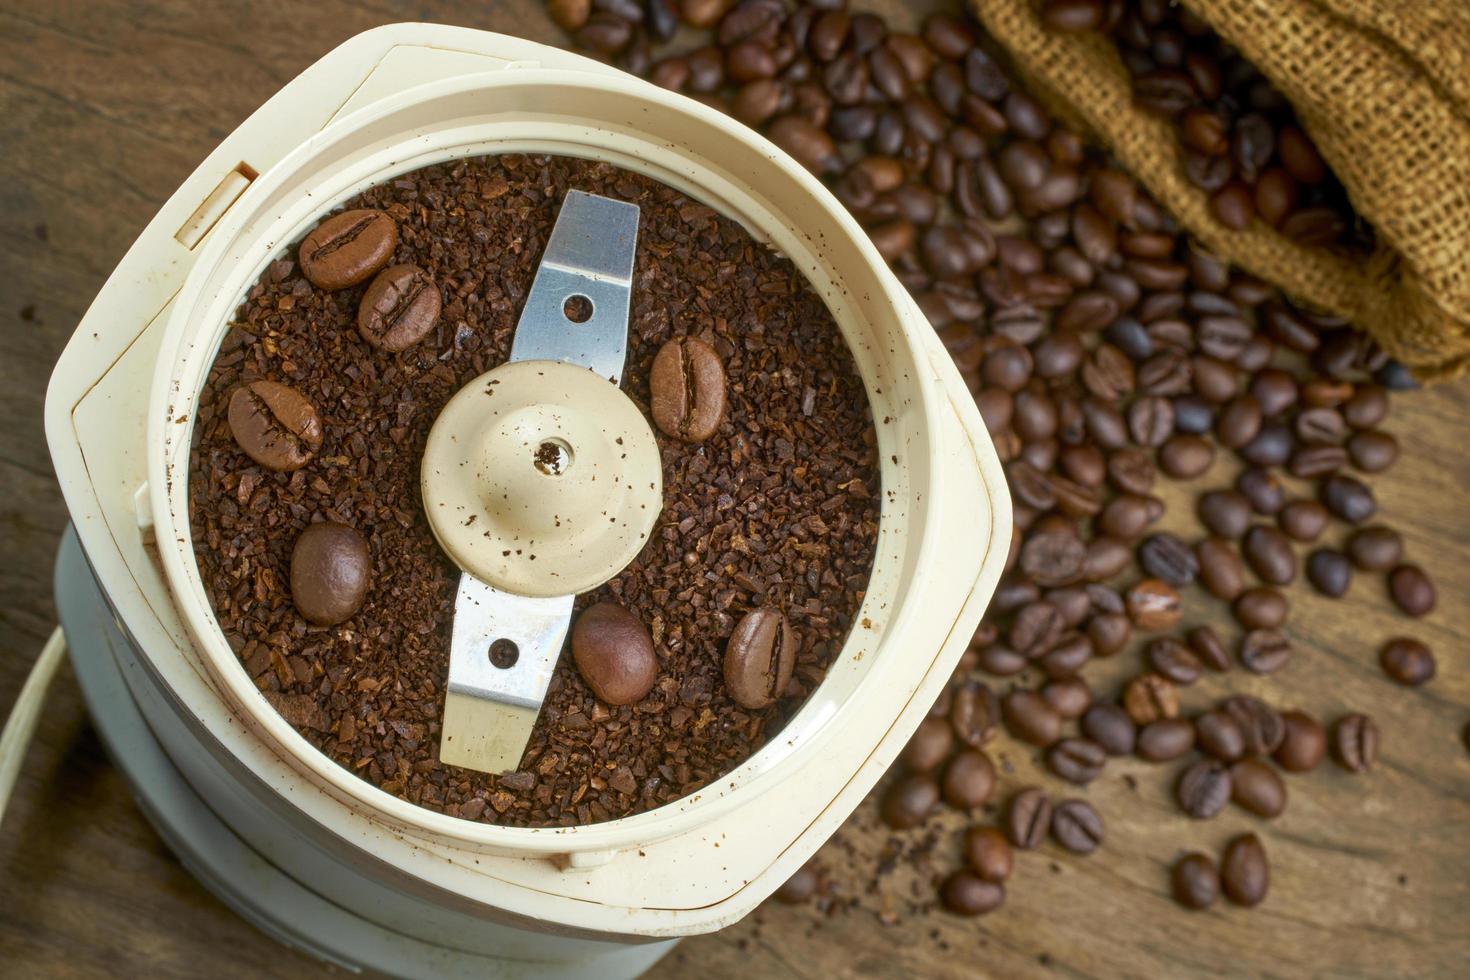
[0,1,1466,977]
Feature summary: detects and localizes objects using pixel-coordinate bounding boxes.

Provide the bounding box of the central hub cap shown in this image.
[421,359,662,597]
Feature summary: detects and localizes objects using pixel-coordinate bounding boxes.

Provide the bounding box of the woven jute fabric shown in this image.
[972,0,1470,382]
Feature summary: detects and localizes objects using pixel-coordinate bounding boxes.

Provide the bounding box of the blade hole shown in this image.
[562,294,593,323]
[488,638,520,669]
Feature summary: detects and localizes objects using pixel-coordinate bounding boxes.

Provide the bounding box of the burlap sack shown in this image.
[972,0,1470,381]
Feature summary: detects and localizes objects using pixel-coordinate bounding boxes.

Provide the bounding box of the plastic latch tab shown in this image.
[174,163,258,250]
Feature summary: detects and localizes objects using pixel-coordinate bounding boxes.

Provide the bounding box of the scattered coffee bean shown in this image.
[1278,499,1329,542]
[1082,703,1137,755]
[1221,696,1286,756]
[290,522,370,626]
[1194,537,1245,601]
[1243,525,1297,585]
[651,336,728,442]
[1233,587,1289,630]
[1041,677,1093,719]
[1186,624,1231,671]
[1136,718,1196,762]
[1126,579,1182,631]
[1195,710,1246,762]
[942,750,998,809]
[1138,533,1198,586]
[901,716,954,772]
[1306,548,1353,597]
[1047,737,1107,784]
[1320,473,1377,523]
[1332,713,1379,773]
[227,380,323,472]
[1002,689,1063,746]
[941,870,1005,916]
[1221,833,1270,907]
[723,605,797,709]
[298,208,398,290]
[1230,758,1287,817]
[964,826,1014,882]
[881,773,940,829]
[1387,563,1436,617]
[572,601,659,705]
[1274,710,1327,772]
[1239,629,1291,675]
[1051,799,1105,854]
[357,264,441,352]
[950,682,999,747]
[1147,637,1202,685]
[1345,525,1402,571]
[1379,638,1435,687]
[1003,787,1052,850]
[1198,489,1252,538]
[1172,852,1220,910]
[1347,429,1399,472]
[775,862,820,904]
[1177,759,1232,819]
[1123,673,1179,725]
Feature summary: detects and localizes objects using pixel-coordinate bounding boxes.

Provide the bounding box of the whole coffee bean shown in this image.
[1243,526,1297,585]
[1004,787,1052,849]
[1379,637,1436,687]
[547,0,592,31]
[723,605,796,709]
[651,336,727,442]
[1009,600,1065,654]
[1002,689,1062,746]
[1019,529,1086,586]
[1289,444,1348,479]
[1305,548,1352,597]
[1173,852,1220,910]
[1041,677,1092,718]
[1148,638,1202,685]
[977,645,1027,676]
[228,380,323,472]
[1279,499,1329,542]
[768,114,839,173]
[1195,537,1245,600]
[1320,473,1377,523]
[1047,737,1106,784]
[1388,563,1436,617]
[356,264,441,352]
[1239,629,1291,675]
[1215,395,1263,449]
[1347,429,1399,472]
[1274,710,1327,772]
[1123,673,1178,725]
[1051,799,1105,854]
[1128,395,1175,447]
[1082,703,1136,755]
[1138,533,1198,586]
[881,773,939,828]
[1251,367,1299,415]
[1333,713,1379,773]
[1109,449,1158,497]
[1192,356,1239,404]
[1136,718,1196,762]
[965,826,1013,883]
[572,601,658,705]
[1177,759,1232,819]
[1195,710,1245,761]
[775,862,819,904]
[1221,695,1285,756]
[1236,468,1285,515]
[298,208,398,290]
[1158,434,1215,478]
[1126,578,1182,631]
[1186,625,1231,672]
[1346,525,1402,571]
[1234,587,1289,630]
[1099,494,1152,539]
[289,522,370,626]
[1238,421,1294,467]
[575,12,633,53]
[943,750,998,809]
[941,871,1005,916]
[950,681,999,747]
[1230,758,1287,817]
[901,716,954,772]
[1221,833,1270,907]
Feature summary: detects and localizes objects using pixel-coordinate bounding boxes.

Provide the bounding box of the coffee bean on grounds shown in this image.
[570,602,658,706]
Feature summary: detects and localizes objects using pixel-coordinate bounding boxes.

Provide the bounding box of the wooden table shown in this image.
[1,1,1466,976]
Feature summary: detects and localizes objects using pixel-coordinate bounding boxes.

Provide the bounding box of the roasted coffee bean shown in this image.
[1041,677,1093,718]
[1230,758,1287,817]
[1191,356,1239,404]
[1059,444,1107,487]
[1126,579,1182,631]
[1147,637,1202,685]
[950,682,999,747]
[1177,759,1232,819]
[1274,710,1327,772]
[723,605,796,709]
[1278,499,1329,542]
[1186,625,1231,672]
[289,522,370,626]
[1087,612,1132,656]
[964,826,1013,883]
[1123,673,1178,725]
[1082,703,1137,755]
[1173,853,1220,910]
[1004,787,1052,850]
[356,264,441,352]
[768,114,839,173]
[943,750,998,809]
[1388,563,1436,617]
[1198,489,1252,538]
[1128,395,1175,447]
[1379,637,1436,687]
[1233,587,1289,630]
[1333,713,1379,773]
[977,644,1027,676]
[651,336,727,442]
[547,0,593,31]
[575,12,634,52]
[1050,798,1105,855]
[1002,689,1063,746]
[941,871,1005,916]
[1346,525,1402,571]
[1221,695,1286,756]
[1082,344,1136,400]
[1138,533,1198,586]
[881,773,939,828]
[298,208,398,290]
[1195,537,1245,600]
[774,862,819,904]
[1136,718,1196,762]
[1158,433,1215,478]
[1239,629,1291,674]
[1243,526,1297,585]
[1047,737,1106,784]
[1195,709,1246,761]
[1238,421,1294,467]
[901,716,954,772]
[1295,406,1347,444]
[1320,473,1376,523]
[227,380,323,472]
[1236,468,1284,515]
[1289,444,1348,479]
[1347,429,1399,472]
[1221,833,1269,907]
[1020,529,1086,586]
[1305,548,1352,597]
[1099,494,1153,539]
[1009,600,1066,654]
[572,601,659,705]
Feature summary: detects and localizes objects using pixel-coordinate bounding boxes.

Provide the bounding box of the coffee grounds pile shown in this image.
[187,154,881,827]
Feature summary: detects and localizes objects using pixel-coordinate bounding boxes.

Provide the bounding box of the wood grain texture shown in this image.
[0,1,1466,977]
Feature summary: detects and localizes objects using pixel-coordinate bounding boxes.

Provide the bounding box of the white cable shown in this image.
[0,626,66,829]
